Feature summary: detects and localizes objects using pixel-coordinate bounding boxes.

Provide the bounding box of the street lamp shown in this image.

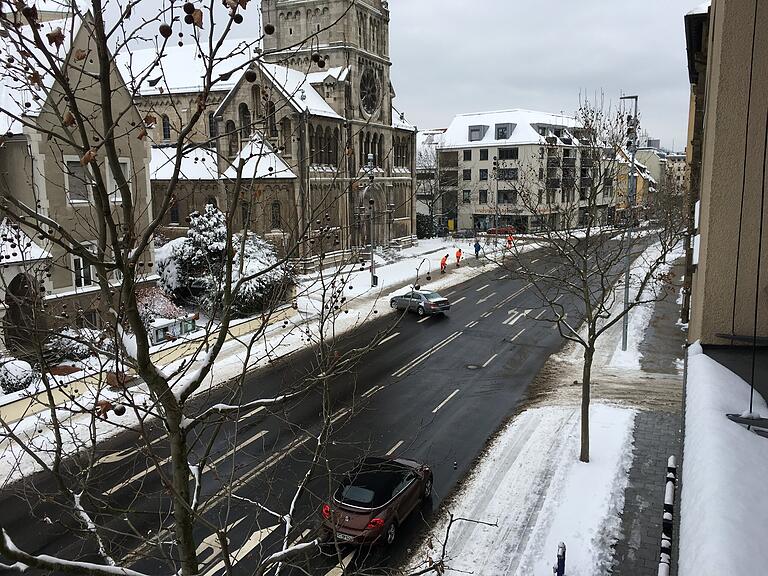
[619,95,639,352]
[362,153,377,287]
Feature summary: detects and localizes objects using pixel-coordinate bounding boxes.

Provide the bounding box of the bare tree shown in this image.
[0,1,421,575]
[487,100,685,462]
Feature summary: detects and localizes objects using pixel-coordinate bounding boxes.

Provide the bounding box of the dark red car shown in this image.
[321,457,433,546]
[486,225,517,235]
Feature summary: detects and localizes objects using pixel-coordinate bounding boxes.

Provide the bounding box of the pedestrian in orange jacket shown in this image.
[440,254,448,274]
[456,248,462,267]
[507,234,514,249]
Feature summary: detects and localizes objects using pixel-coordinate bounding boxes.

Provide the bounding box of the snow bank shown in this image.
[679,344,768,576]
[406,404,635,575]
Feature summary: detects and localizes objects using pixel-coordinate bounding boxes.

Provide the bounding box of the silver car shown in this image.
[390,290,451,317]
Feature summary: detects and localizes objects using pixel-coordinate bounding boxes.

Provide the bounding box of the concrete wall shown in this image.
[688,0,768,345]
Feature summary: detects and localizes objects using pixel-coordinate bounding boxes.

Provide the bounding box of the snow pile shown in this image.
[679,343,768,576]
[407,404,635,575]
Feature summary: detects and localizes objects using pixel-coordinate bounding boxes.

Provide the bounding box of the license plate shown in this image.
[336,532,354,542]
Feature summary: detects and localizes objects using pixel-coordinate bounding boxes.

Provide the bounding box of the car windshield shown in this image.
[422,292,444,301]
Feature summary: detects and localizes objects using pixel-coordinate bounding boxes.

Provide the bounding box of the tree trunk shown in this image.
[168,419,198,576]
[580,346,594,463]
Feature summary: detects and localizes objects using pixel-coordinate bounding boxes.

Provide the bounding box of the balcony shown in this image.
[547,157,561,168]
[562,157,576,168]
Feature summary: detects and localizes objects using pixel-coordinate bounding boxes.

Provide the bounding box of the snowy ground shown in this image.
[0,237,523,486]
[404,239,684,575]
[679,343,768,576]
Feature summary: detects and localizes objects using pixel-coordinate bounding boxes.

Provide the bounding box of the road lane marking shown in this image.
[417,316,431,323]
[531,258,539,264]
[379,332,400,345]
[203,523,280,576]
[432,389,460,414]
[453,296,466,304]
[290,529,310,546]
[477,291,497,304]
[554,295,563,303]
[362,385,384,398]
[385,440,404,456]
[325,551,356,576]
[481,312,492,318]
[98,431,167,465]
[476,284,490,292]
[331,407,351,424]
[498,274,510,279]
[392,331,463,378]
[444,290,456,297]
[105,454,173,496]
[535,310,546,319]
[209,430,269,469]
[510,328,526,342]
[482,353,498,368]
[196,516,247,562]
[465,321,478,328]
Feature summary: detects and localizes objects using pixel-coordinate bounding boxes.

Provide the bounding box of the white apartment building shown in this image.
[436,109,610,232]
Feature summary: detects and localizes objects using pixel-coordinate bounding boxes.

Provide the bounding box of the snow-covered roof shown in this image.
[0,14,84,134]
[0,219,51,264]
[224,133,297,180]
[392,105,416,132]
[687,1,710,16]
[115,39,260,96]
[151,146,220,181]
[439,108,580,149]
[306,66,350,85]
[257,62,342,119]
[417,128,447,150]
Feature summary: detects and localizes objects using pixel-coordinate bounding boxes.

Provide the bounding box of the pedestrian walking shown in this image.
[506,234,514,249]
[456,248,462,267]
[474,240,481,259]
[440,254,448,274]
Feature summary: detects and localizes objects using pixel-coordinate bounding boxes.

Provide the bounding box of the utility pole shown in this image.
[364,153,377,287]
[620,95,639,352]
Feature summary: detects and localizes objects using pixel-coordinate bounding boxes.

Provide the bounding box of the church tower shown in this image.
[260,0,393,126]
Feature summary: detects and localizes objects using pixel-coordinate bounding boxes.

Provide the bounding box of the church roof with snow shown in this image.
[0,219,50,265]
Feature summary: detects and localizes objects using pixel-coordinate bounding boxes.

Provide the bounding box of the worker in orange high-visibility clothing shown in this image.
[456,248,463,267]
[507,234,514,249]
[440,254,449,274]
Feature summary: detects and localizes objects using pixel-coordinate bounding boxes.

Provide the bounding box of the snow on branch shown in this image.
[72,492,115,566]
[186,386,309,427]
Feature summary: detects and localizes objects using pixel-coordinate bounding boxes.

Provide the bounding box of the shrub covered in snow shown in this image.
[0,358,39,394]
[44,328,96,362]
[155,205,292,317]
[136,286,186,329]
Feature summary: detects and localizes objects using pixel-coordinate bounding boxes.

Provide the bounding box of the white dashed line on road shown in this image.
[362,385,385,398]
[445,290,456,297]
[417,316,431,323]
[476,284,490,292]
[477,291,497,304]
[481,311,492,318]
[379,332,400,345]
[209,430,269,469]
[510,328,526,342]
[535,310,546,319]
[453,296,467,304]
[432,389,460,414]
[392,331,463,378]
[465,321,478,328]
[531,258,539,264]
[554,295,563,303]
[325,551,357,576]
[482,353,499,368]
[498,274,510,280]
[385,440,404,456]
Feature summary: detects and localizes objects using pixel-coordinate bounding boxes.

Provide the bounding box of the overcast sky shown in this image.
[388,0,694,151]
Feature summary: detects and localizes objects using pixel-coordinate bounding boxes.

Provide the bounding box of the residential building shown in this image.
[683,0,768,345]
[416,128,448,233]
[0,5,153,342]
[635,148,668,193]
[666,152,688,191]
[436,109,613,232]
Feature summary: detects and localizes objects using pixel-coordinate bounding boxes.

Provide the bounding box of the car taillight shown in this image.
[365,518,385,530]
[321,504,331,519]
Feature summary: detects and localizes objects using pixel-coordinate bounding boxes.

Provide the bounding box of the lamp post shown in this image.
[620,95,639,352]
[362,153,377,287]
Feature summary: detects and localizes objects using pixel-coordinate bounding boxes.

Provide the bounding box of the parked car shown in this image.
[486,226,517,235]
[321,457,433,545]
[452,229,476,239]
[390,290,451,316]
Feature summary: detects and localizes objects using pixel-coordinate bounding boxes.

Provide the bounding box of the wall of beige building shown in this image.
[688,0,768,345]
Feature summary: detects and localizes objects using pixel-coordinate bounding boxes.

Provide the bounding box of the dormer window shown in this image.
[468,125,488,142]
[495,123,512,140]
[538,125,548,136]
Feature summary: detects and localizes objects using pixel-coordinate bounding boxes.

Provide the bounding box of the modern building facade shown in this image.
[684,0,768,345]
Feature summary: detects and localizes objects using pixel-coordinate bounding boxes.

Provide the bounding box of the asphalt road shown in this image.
[0,245,593,575]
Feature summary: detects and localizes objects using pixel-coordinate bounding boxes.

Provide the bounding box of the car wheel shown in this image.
[390,300,397,309]
[385,522,397,546]
[417,306,425,317]
[423,477,433,500]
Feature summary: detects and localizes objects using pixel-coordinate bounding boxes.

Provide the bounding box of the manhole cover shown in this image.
[466,364,480,370]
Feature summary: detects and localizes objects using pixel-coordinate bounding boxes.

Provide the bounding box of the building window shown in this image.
[161,115,171,141]
[462,190,471,204]
[76,309,99,329]
[64,159,90,203]
[239,103,252,139]
[498,148,518,160]
[107,159,130,203]
[226,120,238,156]
[496,125,509,140]
[267,101,278,137]
[497,190,517,204]
[498,167,518,181]
[480,149,489,161]
[479,190,488,204]
[271,201,281,229]
[170,201,180,224]
[468,126,485,142]
[73,246,94,288]
[208,112,218,139]
[479,168,488,181]
[539,167,545,180]
[463,149,472,162]
[462,169,472,181]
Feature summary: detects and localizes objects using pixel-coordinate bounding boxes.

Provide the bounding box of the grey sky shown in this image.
[388,0,693,151]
